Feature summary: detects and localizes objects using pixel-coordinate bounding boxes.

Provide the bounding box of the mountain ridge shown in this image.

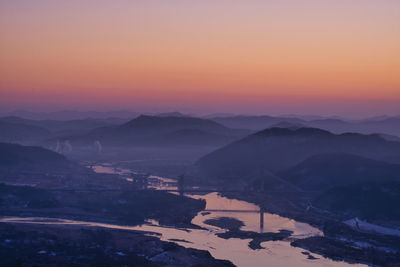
[196,127,400,180]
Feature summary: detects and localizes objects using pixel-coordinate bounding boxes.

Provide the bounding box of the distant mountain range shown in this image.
[0,116,128,140]
[0,110,190,120]
[305,117,400,137]
[64,115,250,147]
[196,127,400,179]
[211,115,304,131]
[0,121,50,144]
[2,111,400,141]
[156,112,191,117]
[0,110,140,120]
[210,115,400,137]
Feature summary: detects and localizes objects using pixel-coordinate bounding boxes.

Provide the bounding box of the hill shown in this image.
[67,115,248,147]
[211,115,304,131]
[0,116,126,137]
[306,117,400,137]
[156,111,190,117]
[119,115,229,134]
[196,127,400,179]
[281,153,400,191]
[211,115,400,137]
[313,181,400,221]
[0,142,72,172]
[0,121,50,143]
[0,110,139,120]
[158,129,234,146]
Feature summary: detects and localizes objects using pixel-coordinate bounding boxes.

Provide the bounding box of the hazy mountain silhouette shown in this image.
[211,115,400,137]
[67,115,249,147]
[211,115,304,130]
[156,112,190,117]
[203,113,236,118]
[0,110,140,120]
[281,153,400,191]
[268,121,305,129]
[306,117,400,137]
[0,121,50,143]
[0,116,127,137]
[120,115,228,134]
[196,127,400,179]
[158,129,235,146]
[0,142,72,172]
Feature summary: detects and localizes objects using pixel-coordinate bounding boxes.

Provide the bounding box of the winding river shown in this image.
[1,164,366,267]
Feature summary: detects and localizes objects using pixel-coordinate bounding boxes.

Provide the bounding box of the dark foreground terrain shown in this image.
[0,223,234,267]
[0,143,235,266]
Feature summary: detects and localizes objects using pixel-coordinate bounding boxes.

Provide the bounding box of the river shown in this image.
[1,164,366,267]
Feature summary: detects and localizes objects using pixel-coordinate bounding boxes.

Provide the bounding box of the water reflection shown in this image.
[8,163,364,267]
[189,192,322,237]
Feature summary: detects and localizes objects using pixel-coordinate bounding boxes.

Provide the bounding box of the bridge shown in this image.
[49,186,271,230]
[50,172,314,230]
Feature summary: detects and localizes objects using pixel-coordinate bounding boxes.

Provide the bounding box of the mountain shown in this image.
[0,121,50,143]
[211,115,400,138]
[0,142,73,172]
[211,115,304,131]
[66,115,249,147]
[158,129,235,146]
[306,117,400,137]
[279,114,344,121]
[0,110,140,120]
[120,115,229,134]
[362,115,399,122]
[203,113,236,118]
[268,121,305,129]
[196,127,400,179]
[156,112,190,117]
[0,116,127,137]
[281,153,400,191]
[39,118,127,136]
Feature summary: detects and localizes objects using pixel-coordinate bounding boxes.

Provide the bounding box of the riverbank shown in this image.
[0,183,206,228]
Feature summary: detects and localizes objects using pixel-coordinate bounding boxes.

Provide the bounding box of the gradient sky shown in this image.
[1,0,399,116]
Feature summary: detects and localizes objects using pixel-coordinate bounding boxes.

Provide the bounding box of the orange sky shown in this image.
[0,1,399,115]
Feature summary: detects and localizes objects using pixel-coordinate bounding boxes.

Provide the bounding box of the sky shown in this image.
[0,0,399,117]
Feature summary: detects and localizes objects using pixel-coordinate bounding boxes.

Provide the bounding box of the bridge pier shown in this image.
[260,206,264,231]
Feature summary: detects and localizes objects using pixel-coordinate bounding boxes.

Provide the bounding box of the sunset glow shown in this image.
[1,0,399,115]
